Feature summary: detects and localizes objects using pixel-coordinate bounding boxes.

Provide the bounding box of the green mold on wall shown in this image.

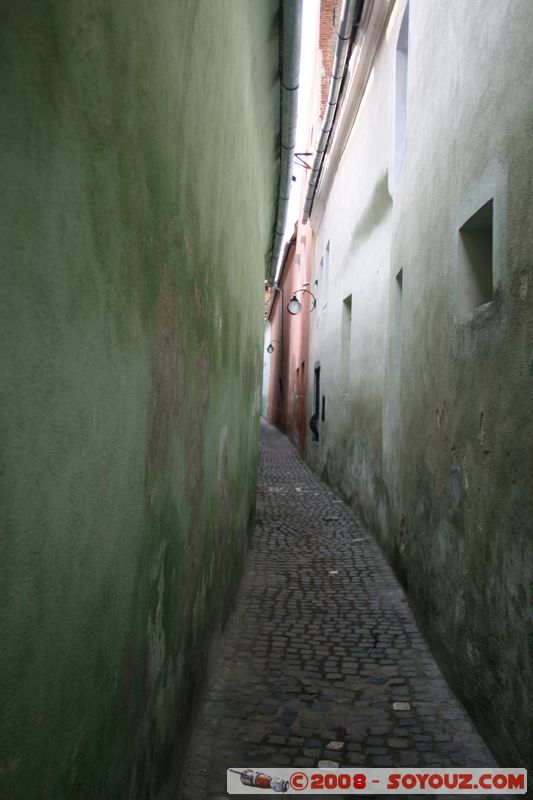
[0,1,279,797]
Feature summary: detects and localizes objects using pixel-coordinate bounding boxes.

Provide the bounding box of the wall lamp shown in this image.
[266,340,280,354]
[287,288,317,315]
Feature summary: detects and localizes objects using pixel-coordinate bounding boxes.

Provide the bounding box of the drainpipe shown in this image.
[268,0,303,282]
[302,0,362,224]
[274,284,284,410]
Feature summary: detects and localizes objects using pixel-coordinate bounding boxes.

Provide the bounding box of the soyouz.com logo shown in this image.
[227,767,527,794]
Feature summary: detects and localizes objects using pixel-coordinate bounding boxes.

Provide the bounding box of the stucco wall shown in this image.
[266,223,312,448]
[0,2,279,798]
[387,0,533,769]
[305,13,393,524]
[306,0,532,771]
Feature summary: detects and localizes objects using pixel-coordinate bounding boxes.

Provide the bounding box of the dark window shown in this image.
[310,366,321,442]
[458,199,494,315]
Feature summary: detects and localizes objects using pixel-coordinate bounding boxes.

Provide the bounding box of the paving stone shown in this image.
[393,701,411,710]
[326,740,344,750]
[416,741,433,751]
[267,735,285,745]
[178,421,496,799]
[388,737,409,748]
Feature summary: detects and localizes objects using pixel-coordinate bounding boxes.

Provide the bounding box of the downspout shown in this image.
[302,0,362,224]
[265,282,284,419]
[268,0,303,282]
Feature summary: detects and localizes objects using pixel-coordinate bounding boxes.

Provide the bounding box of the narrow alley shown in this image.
[1,0,532,797]
[180,421,494,798]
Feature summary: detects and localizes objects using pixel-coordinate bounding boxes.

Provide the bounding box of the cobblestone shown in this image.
[180,421,498,798]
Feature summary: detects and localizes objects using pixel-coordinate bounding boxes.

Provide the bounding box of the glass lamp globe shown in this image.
[287,295,302,315]
[267,343,274,353]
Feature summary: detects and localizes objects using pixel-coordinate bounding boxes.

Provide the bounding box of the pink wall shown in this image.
[266,220,313,451]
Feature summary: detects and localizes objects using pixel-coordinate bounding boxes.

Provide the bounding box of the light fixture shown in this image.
[287,296,302,315]
[287,288,317,315]
[266,340,280,354]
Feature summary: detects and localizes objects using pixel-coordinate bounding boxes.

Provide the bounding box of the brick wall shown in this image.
[319,0,343,117]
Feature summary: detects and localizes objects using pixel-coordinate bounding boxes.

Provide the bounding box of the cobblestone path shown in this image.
[180,420,496,799]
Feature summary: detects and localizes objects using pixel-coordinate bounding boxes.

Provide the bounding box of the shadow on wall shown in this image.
[350,172,392,252]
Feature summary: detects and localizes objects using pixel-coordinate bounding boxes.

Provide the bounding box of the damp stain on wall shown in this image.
[0,1,279,798]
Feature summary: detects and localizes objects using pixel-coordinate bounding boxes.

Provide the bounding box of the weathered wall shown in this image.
[306,0,532,772]
[266,222,312,449]
[0,2,279,798]
[386,0,533,769]
[305,8,393,525]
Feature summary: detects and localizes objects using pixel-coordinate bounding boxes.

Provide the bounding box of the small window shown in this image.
[318,241,330,311]
[311,366,320,442]
[395,268,403,358]
[394,3,409,176]
[396,267,403,293]
[458,199,493,315]
[300,235,307,284]
[341,295,352,391]
[324,241,330,307]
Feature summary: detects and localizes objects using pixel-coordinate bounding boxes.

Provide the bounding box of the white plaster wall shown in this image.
[386,2,533,768]
[305,0,533,770]
[306,7,395,523]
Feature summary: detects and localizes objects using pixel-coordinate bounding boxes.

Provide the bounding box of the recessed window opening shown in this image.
[396,269,403,327]
[311,367,320,442]
[394,268,403,367]
[396,267,403,293]
[324,241,330,309]
[300,235,307,284]
[318,242,330,311]
[458,199,494,315]
[394,3,409,176]
[341,294,352,391]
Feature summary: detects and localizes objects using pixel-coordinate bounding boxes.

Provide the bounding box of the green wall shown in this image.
[0,2,279,797]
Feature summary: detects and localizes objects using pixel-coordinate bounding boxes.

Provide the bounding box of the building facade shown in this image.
[294,0,532,771]
[266,222,313,450]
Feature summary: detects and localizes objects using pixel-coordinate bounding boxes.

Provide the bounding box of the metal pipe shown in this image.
[302,0,361,224]
[268,0,303,282]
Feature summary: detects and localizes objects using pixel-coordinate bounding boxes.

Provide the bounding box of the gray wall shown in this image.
[306,0,532,770]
